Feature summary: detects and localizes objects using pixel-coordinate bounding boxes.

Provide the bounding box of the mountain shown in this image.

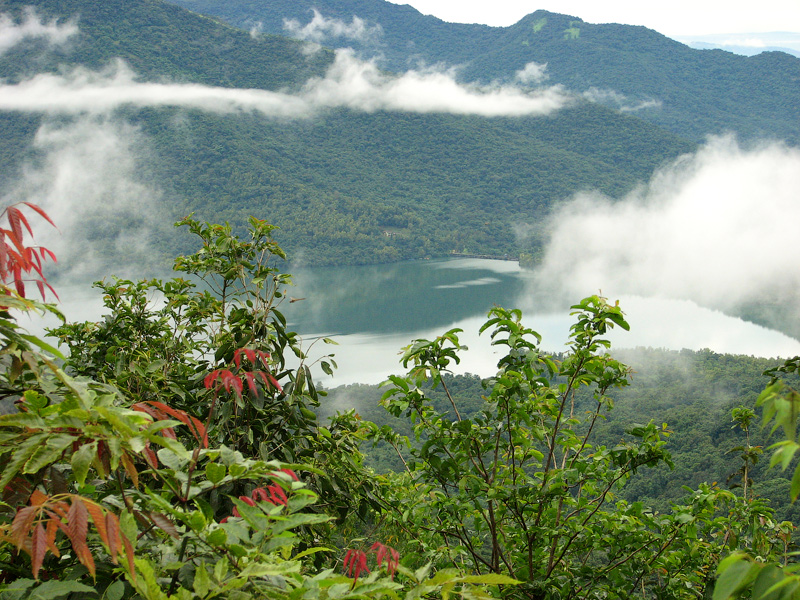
[0,0,695,269]
[166,0,800,144]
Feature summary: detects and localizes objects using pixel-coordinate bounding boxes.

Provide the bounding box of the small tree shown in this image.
[372,297,751,599]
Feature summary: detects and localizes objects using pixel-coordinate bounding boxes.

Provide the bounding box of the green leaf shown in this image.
[0,433,47,490]
[70,442,97,485]
[458,574,522,585]
[103,581,125,600]
[0,412,46,429]
[205,462,226,484]
[791,464,800,502]
[194,564,211,598]
[714,555,761,600]
[27,580,97,600]
[752,564,790,600]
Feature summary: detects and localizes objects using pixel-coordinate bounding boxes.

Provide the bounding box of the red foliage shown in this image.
[343,541,400,581]
[0,202,58,301]
[371,542,400,579]
[343,549,370,579]
[204,347,283,398]
[7,492,135,581]
[132,400,208,449]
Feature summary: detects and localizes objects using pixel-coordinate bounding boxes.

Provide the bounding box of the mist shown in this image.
[531,136,800,332]
[283,9,384,45]
[0,50,570,118]
[2,117,173,282]
[0,7,77,55]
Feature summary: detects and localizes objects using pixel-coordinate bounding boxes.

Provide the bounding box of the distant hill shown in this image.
[0,0,695,269]
[167,0,800,144]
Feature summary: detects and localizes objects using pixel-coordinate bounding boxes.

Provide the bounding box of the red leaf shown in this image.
[11,506,38,548]
[143,443,159,469]
[30,522,46,580]
[66,498,88,549]
[45,518,60,557]
[149,512,179,539]
[122,531,136,582]
[22,202,57,229]
[243,372,257,394]
[7,207,31,245]
[343,549,369,579]
[30,490,48,506]
[106,512,121,560]
[267,484,288,506]
[145,401,206,447]
[83,499,109,550]
[204,370,221,390]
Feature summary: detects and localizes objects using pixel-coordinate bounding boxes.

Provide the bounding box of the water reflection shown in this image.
[284,258,800,386]
[28,258,800,388]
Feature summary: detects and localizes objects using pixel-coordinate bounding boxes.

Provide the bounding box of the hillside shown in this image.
[0,0,695,269]
[167,0,800,144]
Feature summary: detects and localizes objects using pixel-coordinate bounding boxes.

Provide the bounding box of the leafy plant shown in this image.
[371,297,768,599]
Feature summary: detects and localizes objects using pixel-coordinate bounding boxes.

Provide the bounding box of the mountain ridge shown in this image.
[166,0,800,144]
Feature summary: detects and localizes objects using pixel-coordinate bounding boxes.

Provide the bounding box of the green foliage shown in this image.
[0,0,697,269]
[166,1,800,144]
[367,297,785,599]
[0,213,510,600]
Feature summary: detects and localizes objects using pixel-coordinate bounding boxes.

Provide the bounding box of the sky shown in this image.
[387,0,800,37]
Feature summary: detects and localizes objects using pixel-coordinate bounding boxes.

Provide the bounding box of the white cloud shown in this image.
[533,136,800,315]
[283,9,383,45]
[515,62,548,85]
[1,117,171,281]
[0,7,77,55]
[582,87,662,112]
[0,51,571,118]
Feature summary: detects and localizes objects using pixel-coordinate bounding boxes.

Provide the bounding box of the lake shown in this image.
[280,258,800,386]
[31,257,800,387]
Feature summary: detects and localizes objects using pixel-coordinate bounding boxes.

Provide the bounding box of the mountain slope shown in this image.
[0,0,694,269]
[166,0,800,144]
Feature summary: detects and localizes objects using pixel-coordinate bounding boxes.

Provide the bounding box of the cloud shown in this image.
[1,117,172,281]
[532,136,800,316]
[515,62,548,85]
[283,10,383,45]
[0,7,78,55]
[0,50,571,118]
[582,87,662,112]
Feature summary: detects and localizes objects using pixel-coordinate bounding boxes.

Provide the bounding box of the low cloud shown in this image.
[0,7,77,55]
[0,50,571,118]
[283,9,383,45]
[515,62,548,85]
[582,87,662,112]
[533,136,800,315]
[1,117,172,281]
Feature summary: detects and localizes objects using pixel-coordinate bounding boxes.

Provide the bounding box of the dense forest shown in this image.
[167,0,800,144]
[0,0,767,270]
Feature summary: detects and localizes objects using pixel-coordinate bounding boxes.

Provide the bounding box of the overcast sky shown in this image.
[387,0,800,36]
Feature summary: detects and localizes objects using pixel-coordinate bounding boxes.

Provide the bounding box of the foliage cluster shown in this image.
[1,206,800,600]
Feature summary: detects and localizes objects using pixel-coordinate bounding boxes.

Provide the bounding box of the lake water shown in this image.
[31,257,800,387]
[281,258,800,386]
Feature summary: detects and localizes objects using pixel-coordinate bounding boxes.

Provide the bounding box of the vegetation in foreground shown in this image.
[0,205,799,599]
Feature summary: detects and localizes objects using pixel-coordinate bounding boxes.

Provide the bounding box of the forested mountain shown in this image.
[0,0,696,268]
[326,346,800,523]
[167,0,800,144]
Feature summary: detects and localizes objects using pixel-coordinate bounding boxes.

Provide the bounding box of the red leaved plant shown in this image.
[343,541,400,583]
[5,490,135,581]
[0,202,57,301]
